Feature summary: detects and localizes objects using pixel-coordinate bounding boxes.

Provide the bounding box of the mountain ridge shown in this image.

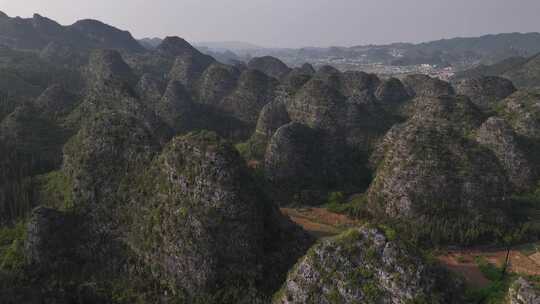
[0,10,144,52]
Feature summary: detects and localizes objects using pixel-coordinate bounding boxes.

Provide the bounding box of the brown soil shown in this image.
[280,207,361,238]
[438,254,491,288]
[438,247,540,288]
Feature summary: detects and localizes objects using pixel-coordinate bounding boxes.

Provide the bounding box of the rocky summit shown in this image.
[368,96,511,243]
[248,56,292,80]
[1,9,540,304]
[274,227,463,304]
[455,76,517,110]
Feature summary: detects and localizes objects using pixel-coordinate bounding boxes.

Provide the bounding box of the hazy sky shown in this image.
[1,0,539,48]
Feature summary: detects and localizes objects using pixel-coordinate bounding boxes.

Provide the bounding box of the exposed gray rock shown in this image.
[33,84,77,119]
[0,104,69,171]
[475,117,535,191]
[255,98,291,138]
[297,63,316,75]
[248,56,292,80]
[455,76,516,110]
[368,116,509,243]
[39,41,83,65]
[344,93,394,150]
[168,52,215,90]
[263,121,361,205]
[25,207,75,267]
[156,80,195,132]
[163,37,216,90]
[508,277,540,304]
[402,74,455,97]
[287,79,346,133]
[219,69,279,124]
[129,131,314,301]
[339,71,381,98]
[196,62,240,105]
[63,111,163,208]
[404,95,484,134]
[499,90,540,139]
[136,73,165,105]
[274,227,463,304]
[375,77,410,103]
[86,49,137,86]
[281,73,313,94]
[264,122,323,187]
[156,36,205,59]
[313,68,381,98]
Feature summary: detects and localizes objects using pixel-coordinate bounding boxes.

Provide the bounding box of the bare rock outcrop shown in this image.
[375,77,410,103]
[508,277,540,304]
[402,74,455,98]
[274,227,463,304]
[455,76,516,110]
[499,90,540,139]
[475,117,535,191]
[368,110,510,243]
[247,56,292,80]
[129,131,314,301]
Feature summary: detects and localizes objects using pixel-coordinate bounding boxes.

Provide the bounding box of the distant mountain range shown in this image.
[141,32,540,69]
[233,32,540,68]
[0,11,144,52]
[453,53,540,89]
[194,41,264,51]
[2,9,540,71]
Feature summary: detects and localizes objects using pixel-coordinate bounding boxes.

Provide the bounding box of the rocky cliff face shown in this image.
[455,76,516,110]
[155,80,195,132]
[274,227,463,304]
[402,94,484,134]
[375,77,410,103]
[508,277,540,304]
[499,90,540,139]
[136,73,165,105]
[33,84,78,119]
[248,56,292,80]
[63,110,163,208]
[255,98,291,138]
[503,53,540,89]
[197,62,241,105]
[287,79,346,133]
[128,131,314,301]
[368,96,510,243]
[86,49,137,86]
[475,117,536,191]
[264,123,326,201]
[219,69,279,124]
[402,74,455,97]
[0,103,71,173]
[25,207,83,270]
[167,38,216,89]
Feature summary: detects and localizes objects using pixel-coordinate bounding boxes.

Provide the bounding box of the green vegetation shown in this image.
[0,142,36,224]
[235,134,268,162]
[325,192,371,219]
[465,257,513,304]
[0,221,26,272]
[36,171,74,210]
[508,183,540,242]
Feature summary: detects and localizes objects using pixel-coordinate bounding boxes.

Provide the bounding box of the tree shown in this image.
[496,224,530,277]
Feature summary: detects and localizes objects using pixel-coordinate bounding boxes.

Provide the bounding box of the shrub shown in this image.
[325,194,370,219]
[0,221,26,272]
